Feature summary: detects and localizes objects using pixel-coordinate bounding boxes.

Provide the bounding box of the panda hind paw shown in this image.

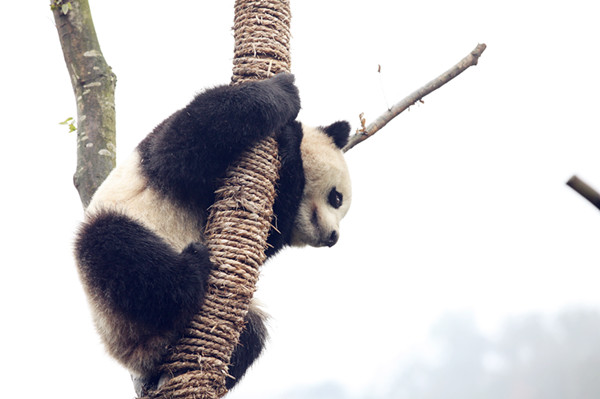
[182,241,209,256]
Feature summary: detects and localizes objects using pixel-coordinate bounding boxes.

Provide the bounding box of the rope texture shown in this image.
[232,0,291,84]
[143,1,290,398]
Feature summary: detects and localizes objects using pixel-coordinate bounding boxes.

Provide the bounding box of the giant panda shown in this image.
[74,73,352,394]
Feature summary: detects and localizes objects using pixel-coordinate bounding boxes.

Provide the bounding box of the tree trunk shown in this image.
[51,0,116,207]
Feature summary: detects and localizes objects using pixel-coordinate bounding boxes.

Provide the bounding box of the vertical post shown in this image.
[232,0,291,84]
[145,1,291,398]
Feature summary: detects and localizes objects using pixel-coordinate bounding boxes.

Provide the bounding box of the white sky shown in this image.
[2,1,600,398]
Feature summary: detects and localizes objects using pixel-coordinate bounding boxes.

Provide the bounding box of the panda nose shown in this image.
[327,231,339,247]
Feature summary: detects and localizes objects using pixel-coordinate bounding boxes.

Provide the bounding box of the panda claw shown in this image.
[132,374,159,398]
[183,241,209,256]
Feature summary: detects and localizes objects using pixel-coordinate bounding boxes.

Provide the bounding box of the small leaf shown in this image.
[50,0,62,11]
[59,117,77,133]
[59,117,73,125]
[61,2,72,15]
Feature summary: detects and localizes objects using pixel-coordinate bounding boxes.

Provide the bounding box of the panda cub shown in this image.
[74,73,351,393]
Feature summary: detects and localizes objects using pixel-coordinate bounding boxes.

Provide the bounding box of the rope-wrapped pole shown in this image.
[143,1,291,398]
[232,0,291,84]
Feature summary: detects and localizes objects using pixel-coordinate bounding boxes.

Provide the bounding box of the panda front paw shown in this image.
[263,73,301,125]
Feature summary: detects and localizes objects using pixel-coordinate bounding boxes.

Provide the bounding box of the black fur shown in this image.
[76,211,211,332]
[322,120,351,149]
[267,121,305,256]
[74,73,346,392]
[226,307,269,389]
[137,73,301,210]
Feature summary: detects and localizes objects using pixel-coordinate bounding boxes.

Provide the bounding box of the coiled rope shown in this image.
[142,1,291,398]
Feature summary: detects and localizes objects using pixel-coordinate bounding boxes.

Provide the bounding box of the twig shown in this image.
[343,43,487,152]
[567,175,600,211]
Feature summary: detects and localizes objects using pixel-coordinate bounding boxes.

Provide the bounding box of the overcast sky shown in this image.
[2,1,600,398]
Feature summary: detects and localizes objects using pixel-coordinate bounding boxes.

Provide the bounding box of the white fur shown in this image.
[86,152,204,252]
[80,123,350,390]
[88,127,350,252]
[291,125,352,247]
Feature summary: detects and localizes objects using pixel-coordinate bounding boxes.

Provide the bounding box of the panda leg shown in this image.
[75,211,212,336]
[226,304,269,389]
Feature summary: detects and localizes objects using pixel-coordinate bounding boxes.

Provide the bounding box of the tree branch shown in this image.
[51,0,116,207]
[567,175,600,211]
[343,43,487,152]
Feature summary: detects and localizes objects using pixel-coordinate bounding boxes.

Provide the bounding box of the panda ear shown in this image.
[322,121,351,149]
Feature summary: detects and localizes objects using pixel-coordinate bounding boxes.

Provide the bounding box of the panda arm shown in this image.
[184,73,300,151]
[75,211,211,334]
[266,121,305,256]
[139,74,300,203]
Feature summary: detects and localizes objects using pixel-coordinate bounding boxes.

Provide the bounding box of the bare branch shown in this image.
[51,0,116,207]
[343,43,487,152]
[567,175,600,211]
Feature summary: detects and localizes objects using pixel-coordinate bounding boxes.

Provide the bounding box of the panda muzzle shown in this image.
[326,230,338,247]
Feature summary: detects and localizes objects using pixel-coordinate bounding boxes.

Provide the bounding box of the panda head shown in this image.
[291,121,352,248]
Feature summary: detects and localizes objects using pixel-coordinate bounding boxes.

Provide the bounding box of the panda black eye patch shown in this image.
[328,187,343,209]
